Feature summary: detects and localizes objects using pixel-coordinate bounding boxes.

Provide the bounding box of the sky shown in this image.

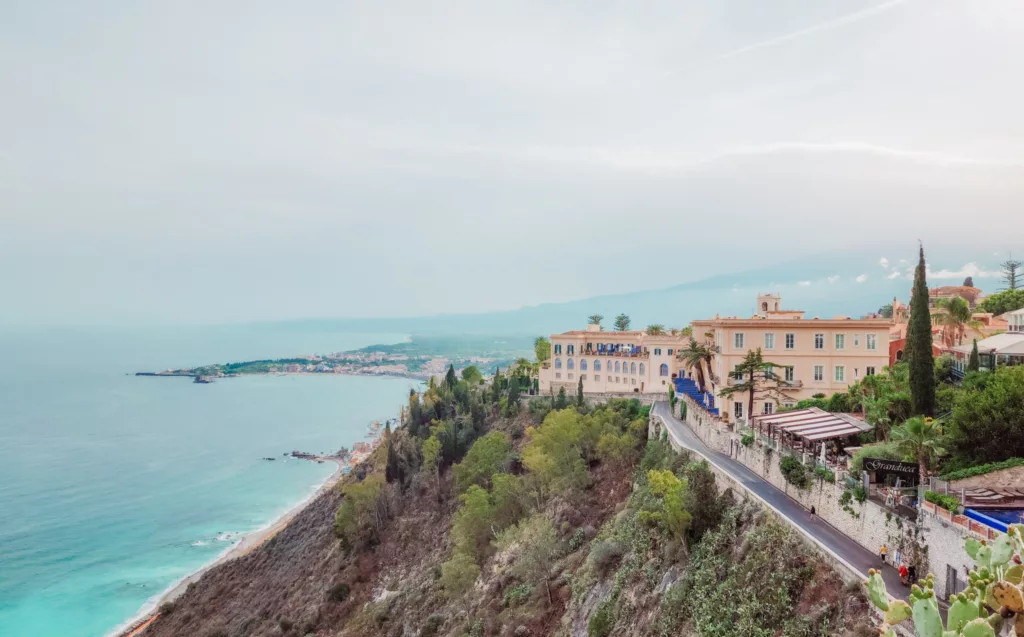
[2,0,1024,325]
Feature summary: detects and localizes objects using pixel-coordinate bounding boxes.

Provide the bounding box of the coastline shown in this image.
[111,458,347,637]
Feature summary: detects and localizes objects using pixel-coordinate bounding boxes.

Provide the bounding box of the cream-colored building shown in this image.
[687,294,893,422]
[538,324,686,395]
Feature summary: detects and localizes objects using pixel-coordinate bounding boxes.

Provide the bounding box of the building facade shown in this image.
[538,324,686,395]
[687,294,893,423]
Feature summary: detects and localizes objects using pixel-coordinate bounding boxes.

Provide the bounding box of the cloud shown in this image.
[720,0,914,59]
[879,257,889,268]
[927,262,1000,280]
[798,280,811,287]
[855,274,868,283]
[827,275,841,284]
[887,271,901,280]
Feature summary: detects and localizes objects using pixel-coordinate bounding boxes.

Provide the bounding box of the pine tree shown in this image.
[967,338,980,373]
[576,376,585,408]
[614,314,631,331]
[907,245,936,416]
[1000,257,1022,291]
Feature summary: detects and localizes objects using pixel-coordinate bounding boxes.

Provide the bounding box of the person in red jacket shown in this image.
[899,563,909,586]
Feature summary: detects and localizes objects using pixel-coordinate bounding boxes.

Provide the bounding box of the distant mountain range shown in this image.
[261,250,1004,338]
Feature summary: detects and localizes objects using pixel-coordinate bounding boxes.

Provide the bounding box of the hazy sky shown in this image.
[2,0,1023,325]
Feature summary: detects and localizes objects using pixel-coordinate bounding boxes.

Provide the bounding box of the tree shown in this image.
[947,366,1024,465]
[718,348,792,421]
[533,337,551,363]
[967,339,980,372]
[978,289,1024,316]
[334,475,385,551]
[445,364,458,390]
[878,303,894,319]
[522,409,590,498]
[907,245,936,417]
[576,376,585,408]
[494,513,558,584]
[999,256,1022,290]
[451,485,497,558]
[934,296,983,347]
[554,386,568,409]
[440,553,480,600]
[963,276,974,287]
[646,324,666,335]
[890,416,945,483]
[422,434,442,497]
[453,432,511,493]
[644,469,692,543]
[614,314,631,331]
[588,314,604,327]
[461,365,483,385]
[491,473,528,528]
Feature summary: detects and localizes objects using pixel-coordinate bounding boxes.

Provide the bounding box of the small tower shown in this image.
[756,293,782,317]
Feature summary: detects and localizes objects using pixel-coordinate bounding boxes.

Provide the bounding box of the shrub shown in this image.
[502,583,534,607]
[925,490,961,514]
[588,540,624,575]
[440,553,480,599]
[940,457,1024,482]
[779,456,811,489]
[327,582,350,603]
[740,432,754,447]
[334,475,385,551]
[853,485,867,503]
[494,514,558,583]
[813,466,835,483]
[588,601,615,637]
[849,441,903,474]
[451,485,497,558]
[453,432,512,493]
[420,614,444,637]
[569,527,586,552]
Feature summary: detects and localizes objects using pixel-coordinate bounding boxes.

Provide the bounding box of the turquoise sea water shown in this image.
[0,326,418,637]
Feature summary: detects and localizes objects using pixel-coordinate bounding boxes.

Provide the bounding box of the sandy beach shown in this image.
[115,458,346,637]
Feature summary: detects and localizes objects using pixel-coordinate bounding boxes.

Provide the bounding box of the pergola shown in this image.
[751,407,872,458]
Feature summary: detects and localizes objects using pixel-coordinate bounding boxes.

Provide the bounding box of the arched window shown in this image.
[614,361,620,372]
[594,360,601,371]
[555,358,562,369]
[895,350,904,361]
[762,302,768,312]
[639,363,645,375]
[660,363,669,376]
[567,358,575,370]
[580,359,587,371]
[631,362,637,374]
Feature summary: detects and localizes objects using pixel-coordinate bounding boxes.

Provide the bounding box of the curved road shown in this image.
[651,401,908,601]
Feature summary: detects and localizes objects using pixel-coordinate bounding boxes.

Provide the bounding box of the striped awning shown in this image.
[751,407,872,442]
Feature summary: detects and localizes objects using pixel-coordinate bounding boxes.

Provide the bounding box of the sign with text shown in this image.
[863,457,918,483]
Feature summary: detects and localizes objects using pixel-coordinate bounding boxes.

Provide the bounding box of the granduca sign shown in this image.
[863,457,918,478]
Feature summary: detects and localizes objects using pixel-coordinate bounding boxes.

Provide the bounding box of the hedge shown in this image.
[940,457,1024,482]
[925,490,961,514]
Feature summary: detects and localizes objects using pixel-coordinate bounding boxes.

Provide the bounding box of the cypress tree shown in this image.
[907,245,936,416]
[576,376,585,408]
[445,364,457,390]
[967,338,980,372]
[555,386,568,410]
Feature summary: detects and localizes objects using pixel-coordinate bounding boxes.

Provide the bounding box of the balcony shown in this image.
[576,349,650,359]
[726,376,802,388]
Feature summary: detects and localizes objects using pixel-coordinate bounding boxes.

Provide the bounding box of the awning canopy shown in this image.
[751,407,872,443]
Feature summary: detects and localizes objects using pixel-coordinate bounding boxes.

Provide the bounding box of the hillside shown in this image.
[137,373,873,637]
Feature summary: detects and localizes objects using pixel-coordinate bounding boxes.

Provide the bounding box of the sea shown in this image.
[0,325,419,637]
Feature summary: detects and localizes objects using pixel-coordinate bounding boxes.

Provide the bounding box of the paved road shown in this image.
[652,401,909,601]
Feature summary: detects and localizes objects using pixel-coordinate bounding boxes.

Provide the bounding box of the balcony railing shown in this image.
[572,350,650,358]
[725,376,802,388]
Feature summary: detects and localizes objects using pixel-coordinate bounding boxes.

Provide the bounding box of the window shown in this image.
[554,344,562,355]
[734,333,745,349]
[594,360,601,371]
[660,363,669,376]
[630,362,637,374]
[555,372,561,379]
[734,364,744,378]
[854,334,860,347]
[654,348,662,355]
[784,367,794,382]
[785,333,795,349]
[568,373,574,380]
[639,363,645,375]
[813,365,824,381]
[568,344,574,355]
[734,401,743,419]
[835,366,845,382]
[866,366,876,376]
[555,358,562,369]
[567,358,575,370]
[764,333,775,349]
[867,334,877,350]
[614,361,620,373]
[667,349,673,355]
[763,402,774,415]
[580,359,587,371]
[835,334,845,350]
[814,333,824,349]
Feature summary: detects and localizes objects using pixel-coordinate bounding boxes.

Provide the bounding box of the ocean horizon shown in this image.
[0,326,418,637]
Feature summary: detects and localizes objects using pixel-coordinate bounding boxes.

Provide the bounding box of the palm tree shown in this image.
[935,297,983,347]
[890,416,946,483]
[646,324,666,335]
[680,338,712,393]
[587,314,604,327]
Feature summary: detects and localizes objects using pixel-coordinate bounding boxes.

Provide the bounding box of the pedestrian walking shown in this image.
[899,563,909,586]
[879,543,888,564]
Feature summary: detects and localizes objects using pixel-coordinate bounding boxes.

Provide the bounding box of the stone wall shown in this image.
[919,508,979,599]
[541,384,660,405]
